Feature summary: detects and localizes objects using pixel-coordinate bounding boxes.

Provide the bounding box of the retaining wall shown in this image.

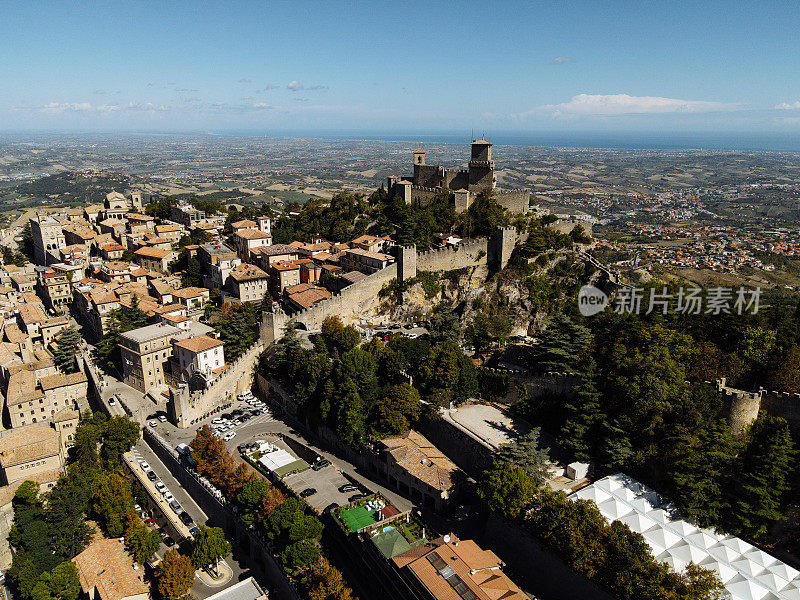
[143,428,301,600]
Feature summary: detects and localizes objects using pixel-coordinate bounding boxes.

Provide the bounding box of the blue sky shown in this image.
[2,0,799,134]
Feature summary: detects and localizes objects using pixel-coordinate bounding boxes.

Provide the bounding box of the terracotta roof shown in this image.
[4,323,28,344]
[125,213,154,221]
[288,240,305,248]
[397,536,525,600]
[155,224,182,233]
[236,228,271,240]
[285,284,331,309]
[38,371,88,391]
[52,407,80,423]
[172,287,206,299]
[343,247,394,262]
[0,424,61,467]
[231,219,257,228]
[19,303,48,324]
[271,260,300,272]
[73,524,150,600]
[134,247,170,259]
[381,430,465,492]
[173,334,223,353]
[230,264,268,282]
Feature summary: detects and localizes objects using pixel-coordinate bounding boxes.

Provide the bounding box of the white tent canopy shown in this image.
[570,474,800,600]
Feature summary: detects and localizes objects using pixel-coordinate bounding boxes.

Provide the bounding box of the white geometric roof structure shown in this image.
[570,473,800,600]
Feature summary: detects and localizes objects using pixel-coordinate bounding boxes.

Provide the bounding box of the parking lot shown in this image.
[282,462,368,514]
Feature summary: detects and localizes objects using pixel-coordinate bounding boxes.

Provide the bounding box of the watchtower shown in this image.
[468,138,495,193]
[397,245,417,282]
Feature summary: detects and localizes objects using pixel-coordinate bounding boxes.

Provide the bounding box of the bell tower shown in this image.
[468,138,495,193]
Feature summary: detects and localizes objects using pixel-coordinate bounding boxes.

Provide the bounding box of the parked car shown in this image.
[163,536,175,547]
[311,459,330,471]
[299,488,317,498]
[348,493,367,502]
[108,397,116,406]
[147,470,157,481]
[324,503,339,513]
[211,418,224,425]
[158,415,167,423]
[339,484,358,493]
[189,526,200,537]
[223,431,236,441]
[148,421,158,428]
[144,518,155,526]
[139,461,150,471]
[155,482,166,492]
[163,492,174,502]
[179,511,194,526]
[169,500,182,513]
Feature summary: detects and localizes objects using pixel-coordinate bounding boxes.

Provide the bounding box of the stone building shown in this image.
[198,241,241,288]
[171,334,226,388]
[29,213,66,265]
[387,139,530,214]
[38,270,72,313]
[0,424,65,486]
[133,247,176,274]
[119,323,181,393]
[229,263,270,303]
[370,430,466,511]
[72,525,150,600]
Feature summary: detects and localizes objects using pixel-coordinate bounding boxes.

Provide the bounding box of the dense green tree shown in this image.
[214,302,258,361]
[375,383,421,435]
[191,526,231,573]
[45,479,91,561]
[730,414,795,538]
[100,416,140,467]
[477,462,536,518]
[53,327,81,373]
[418,341,478,407]
[281,539,320,570]
[287,514,324,542]
[428,308,460,344]
[464,302,513,354]
[495,429,551,485]
[30,562,80,600]
[124,517,161,565]
[237,479,271,526]
[457,190,511,238]
[533,312,592,372]
[559,363,604,462]
[665,421,738,528]
[91,472,134,537]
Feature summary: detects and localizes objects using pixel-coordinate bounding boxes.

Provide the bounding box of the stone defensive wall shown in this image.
[262,229,519,340]
[416,237,489,273]
[494,188,531,214]
[704,377,800,436]
[170,340,264,427]
[479,367,582,404]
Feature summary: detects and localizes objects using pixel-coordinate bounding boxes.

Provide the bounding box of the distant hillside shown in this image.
[11,171,131,204]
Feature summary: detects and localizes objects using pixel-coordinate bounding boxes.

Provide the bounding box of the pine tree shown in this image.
[559,361,604,462]
[666,420,738,528]
[496,429,551,485]
[730,414,795,538]
[597,418,632,472]
[534,312,592,372]
[53,327,81,373]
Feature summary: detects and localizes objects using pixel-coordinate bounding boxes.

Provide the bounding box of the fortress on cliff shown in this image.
[387,139,531,214]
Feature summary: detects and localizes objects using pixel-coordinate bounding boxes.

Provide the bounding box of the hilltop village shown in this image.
[0,141,798,600]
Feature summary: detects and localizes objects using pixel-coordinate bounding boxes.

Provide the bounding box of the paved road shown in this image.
[132,440,256,600]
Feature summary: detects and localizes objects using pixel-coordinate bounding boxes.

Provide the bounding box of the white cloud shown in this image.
[41,102,93,113]
[252,102,275,109]
[287,81,327,92]
[775,101,800,110]
[550,56,574,65]
[534,93,736,117]
[238,77,252,84]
